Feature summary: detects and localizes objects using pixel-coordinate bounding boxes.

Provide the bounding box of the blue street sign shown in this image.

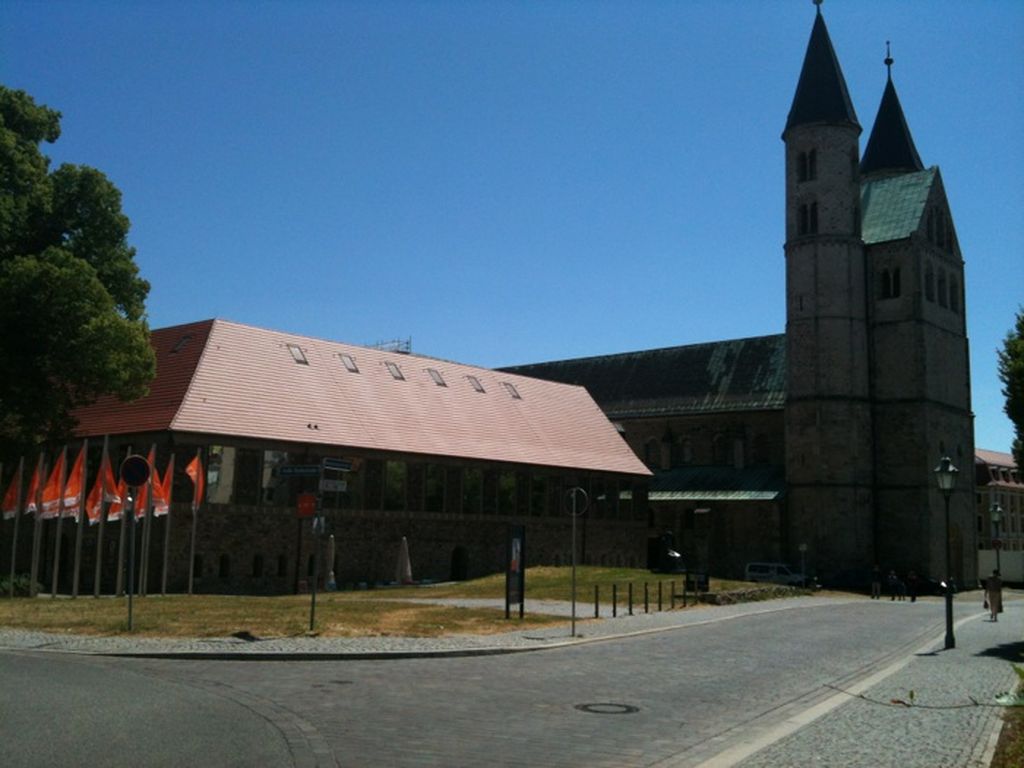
[278,465,321,477]
[321,457,353,472]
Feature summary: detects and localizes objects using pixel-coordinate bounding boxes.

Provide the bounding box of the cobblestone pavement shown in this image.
[1,593,1020,767]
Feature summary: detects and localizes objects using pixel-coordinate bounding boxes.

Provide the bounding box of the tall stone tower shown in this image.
[783,6,876,579]
[783,4,975,583]
[859,50,976,583]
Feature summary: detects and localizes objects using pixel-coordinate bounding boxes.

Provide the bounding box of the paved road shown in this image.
[4,595,1015,767]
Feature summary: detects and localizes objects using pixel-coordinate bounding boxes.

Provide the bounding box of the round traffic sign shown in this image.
[565,487,589,515]
[120,454,151,487]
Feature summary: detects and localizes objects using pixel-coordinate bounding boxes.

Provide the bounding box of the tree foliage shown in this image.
[998,307,1024,469]
[0,86,155,458]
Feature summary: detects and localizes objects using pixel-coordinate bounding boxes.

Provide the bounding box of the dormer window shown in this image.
[339,353,359,373]
[287,344,308,365]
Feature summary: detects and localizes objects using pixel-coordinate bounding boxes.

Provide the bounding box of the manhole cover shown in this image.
[574,703,640,715]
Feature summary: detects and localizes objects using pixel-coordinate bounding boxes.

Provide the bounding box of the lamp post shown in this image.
[934,456,959,650]
[991,502,1003,574]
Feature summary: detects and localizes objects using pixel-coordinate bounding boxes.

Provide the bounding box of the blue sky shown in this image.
[3,0,1022,454]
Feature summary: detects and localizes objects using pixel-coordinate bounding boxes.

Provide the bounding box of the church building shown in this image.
[507,5,976,586]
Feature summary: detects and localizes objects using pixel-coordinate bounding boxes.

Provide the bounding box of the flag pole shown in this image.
[93,436,110,598]
[71,439,89,598]
[29,456,47,598]
[7,457,24,598]
[115,445,131,597]
[140,443,156,596]
[160,452,174,595]
[51,446,69,597]
[187,447,201,595]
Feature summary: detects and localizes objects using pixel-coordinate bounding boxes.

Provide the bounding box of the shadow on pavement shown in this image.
[976,639,1024,663]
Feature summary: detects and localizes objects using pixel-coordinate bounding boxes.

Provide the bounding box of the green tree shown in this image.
[0,86,155,459]
[998,307,1024,469]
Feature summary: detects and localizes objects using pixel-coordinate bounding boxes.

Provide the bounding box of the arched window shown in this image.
[809,202,819,234]
[925,264,935,302]
[797,152,808,182]
[880,269,893,299]
[798,204,809,235]
[644,438,662,469]
[949,276,959,313]
[712,434,729,465]
[937,270,948,307]
[808,149,817,180]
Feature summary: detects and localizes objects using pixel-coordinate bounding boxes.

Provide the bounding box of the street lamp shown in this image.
[991,502,1004,574]
[934,456,959,650]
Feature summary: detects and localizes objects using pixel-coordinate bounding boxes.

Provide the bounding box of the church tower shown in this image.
[783,5,876,579]
[859,48,976,583]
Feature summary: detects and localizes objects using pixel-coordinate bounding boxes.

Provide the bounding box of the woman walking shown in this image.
[985,569,1003,622]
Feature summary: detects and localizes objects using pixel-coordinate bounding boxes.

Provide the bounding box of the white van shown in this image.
[744,562,805,586]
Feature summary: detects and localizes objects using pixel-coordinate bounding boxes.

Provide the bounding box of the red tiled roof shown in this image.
[73,319,650,476]
[976,449,1016,470]
[72,319,214,437]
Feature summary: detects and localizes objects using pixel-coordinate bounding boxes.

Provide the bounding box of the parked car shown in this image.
[744,562,808,587]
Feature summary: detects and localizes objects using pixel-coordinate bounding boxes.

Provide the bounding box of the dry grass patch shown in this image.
[0,594,564,638]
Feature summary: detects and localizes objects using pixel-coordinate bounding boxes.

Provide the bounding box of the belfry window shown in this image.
[797,150,817,182]
[880,269,893,300]
[809,202,818,234]
[798,204,808,235]
[937,270,948,308]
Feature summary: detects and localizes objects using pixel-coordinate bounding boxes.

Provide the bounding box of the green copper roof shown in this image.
[648,465,785,502]
[860,168,935,245]
[502,335,786,419]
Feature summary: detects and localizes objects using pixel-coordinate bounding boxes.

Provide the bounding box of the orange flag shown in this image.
[107,478,128,522]
[85,449,119,525]
[40,449,66,519]
[153,455,174,517]
[184,454,204,509]
[2,461,22,520]
[62,446,86,521]
[134,447,156,520]
[24,457,43,516]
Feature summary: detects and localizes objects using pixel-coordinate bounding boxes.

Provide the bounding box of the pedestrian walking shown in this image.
[985,569,1003,622]
[906,570,918,602]
[887,569,899,601]
[871,565,881,599]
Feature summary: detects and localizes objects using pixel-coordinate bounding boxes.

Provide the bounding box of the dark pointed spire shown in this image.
[860,44,924,176]
[784,4,860,134]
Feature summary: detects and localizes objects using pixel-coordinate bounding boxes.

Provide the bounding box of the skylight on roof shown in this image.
[385,361,405,380]
[502,381,522,400]
[340,353,359,373]
[171,334,193,354]
[428,368,446,386]
[287,344,309,365]
[467,375,485,393]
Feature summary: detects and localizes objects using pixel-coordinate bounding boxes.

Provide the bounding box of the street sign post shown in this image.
[120,454,151,632]
[565,487,589,638]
